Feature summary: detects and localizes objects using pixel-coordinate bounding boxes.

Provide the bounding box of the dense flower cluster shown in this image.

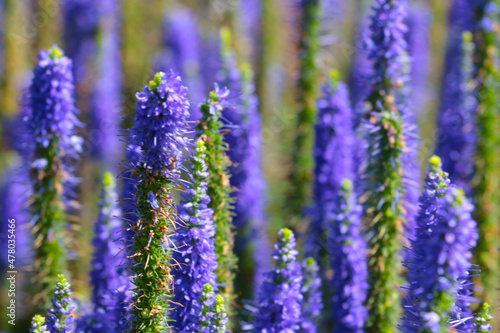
[171,140,218,332]
[47,275,75,333]
[87,173,130,332]
[300,258,323,333]
[130,70,191,176]
[253,228,303,332]
[329,179,368,333]
[24,45,82,307]
[306,73,355,259]
[126,70,191,332]
[30,314,50,333]
[193,284,229,333]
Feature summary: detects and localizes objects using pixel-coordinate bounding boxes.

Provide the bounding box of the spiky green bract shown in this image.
[362,1,410,331]
[24,45,82,309]
[196,86,237,317]
[471,0,500,307]
[30,315,50,333]
[126,71,191,332]
[287,0,321,227]
[474,303,493,332]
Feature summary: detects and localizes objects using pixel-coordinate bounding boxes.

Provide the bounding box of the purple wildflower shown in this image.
[434,0,476,192]
[129,70,190,176]
[121,144,141,244]
[406,2,431,116]
[170,140,218,332]
[305,73,355,260]
[88,173,130,332]
[157,7,204,117]
[193,283,229,333]
[330,179,368,333]
[89,0,122,170]
[30,314,50,333]
[300,258,323,333]
[47,275,75,333]
[253,228,303,332]
[62,0,99,84]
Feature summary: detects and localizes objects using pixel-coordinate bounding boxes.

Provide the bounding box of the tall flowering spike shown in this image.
[305,71,355,260]
[30,314,50,333]
[400,156,450,333]
[286,0,321,227]
[330,179,368,333]
[474,303,493,332]
[196,86,237,314]
[47,274,75,333]
[435,31,476,192]
[24,45,82,308]
[195,284,229,332]
[158,6,204,117]
[470,0,500,307]
[89,172,130,332]
[253,228,303,332]
[89,0,122,170]
[406,2,431,116]
[126,70,191,332]
[300,258,323,333]
[62,0,98,84]
[170,140,218,332]
[219,28,270,300]
[362,0,409,330]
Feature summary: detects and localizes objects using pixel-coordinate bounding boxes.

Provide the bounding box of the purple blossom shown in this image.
[62,0,99,84]
[170,140,218,332]
[305,76,355,260]
[192,284,229,332]
[329,179,368,333]
[435,0,476,193]
[300,258,323,333]
[401,157,477,332]
[253,228,303,332]
[121,144,141,244]
[47,275,75,333]
[88,173,130,332]
[89,0,122,169]
[156,7,204,117]
[129,70,191,176]
[30,314,50,333]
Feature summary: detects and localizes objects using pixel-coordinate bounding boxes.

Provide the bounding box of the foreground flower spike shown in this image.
[435,31,476,193]
[474,303,493,332]
[47,274,75,333]
[126,71,191,332]
[170,140,218,331]
[400,156,450,332]
[300,258,323,333]
[195,284,229,332]
[89,172,130,332]
[90,0,122,170]
[305,70,355,259]
[253,228,303,332]
[470,0,500,307]
[362,0,409,330]
[287,0,321,227]
[219,27,270,300]
[30,314,50,333]
[330,179,368,333]
[196,86,237,313]
[24,45,82,308]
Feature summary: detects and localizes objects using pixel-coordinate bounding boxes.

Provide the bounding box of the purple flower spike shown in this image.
[330,179,368,333]
[170,140,218,332]
[300,258,323,333]
[253,228,303,332]
[46,275,75,333]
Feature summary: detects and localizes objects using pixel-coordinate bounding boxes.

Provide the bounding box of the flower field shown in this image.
[0,0,499,332]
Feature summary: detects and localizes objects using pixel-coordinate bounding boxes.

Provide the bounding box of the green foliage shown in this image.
[196,91,237,317]
[287,0,322,227]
